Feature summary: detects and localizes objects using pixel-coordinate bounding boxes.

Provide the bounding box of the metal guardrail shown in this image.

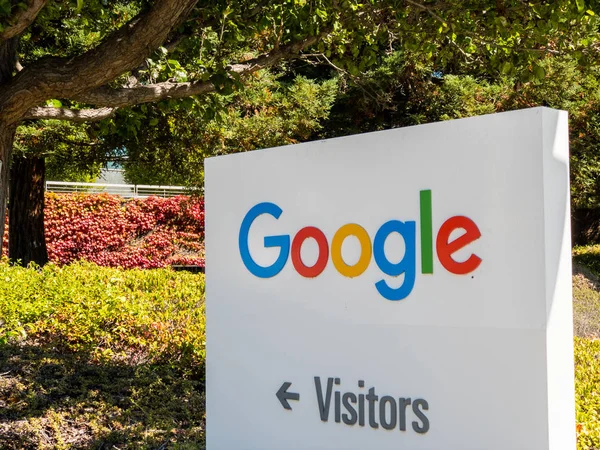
[45,181,188,198]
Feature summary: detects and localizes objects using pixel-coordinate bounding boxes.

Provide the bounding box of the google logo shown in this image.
[239,190,482,301]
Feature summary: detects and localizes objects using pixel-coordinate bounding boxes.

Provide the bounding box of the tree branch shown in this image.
[23,106,117,122]
[0,0,49,43]
[0,0,200,125]
[164,32,192,53]
[71,32,327,108]
[404,0,447,24]
[301,53,381,103]
[227,32,325,72]
[73,82,214,107]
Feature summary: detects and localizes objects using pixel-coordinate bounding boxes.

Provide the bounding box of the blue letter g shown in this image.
[239,202,290,278]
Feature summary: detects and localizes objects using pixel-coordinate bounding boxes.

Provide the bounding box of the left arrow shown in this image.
[276,382,300,410]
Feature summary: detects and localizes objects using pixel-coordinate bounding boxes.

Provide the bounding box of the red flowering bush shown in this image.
[5,193,205,268]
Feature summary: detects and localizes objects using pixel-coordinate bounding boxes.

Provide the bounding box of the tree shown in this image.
[118,71,338,187]
[1,0,599,264]
[9,120,105,264]
[16,121,104,182]
[322,50,600,209]
[0,0,356,264]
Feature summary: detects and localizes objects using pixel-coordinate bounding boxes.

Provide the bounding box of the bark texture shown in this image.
[24,106,117,122]
[0,36,19,256]
[0,0,49,42]
[0,0,199,125]
[23,32,326,118]
[0,124,15,255]
[9,155,48,266]
[0,37,18,84]
[0,0,327,261]
[0,0,198,256]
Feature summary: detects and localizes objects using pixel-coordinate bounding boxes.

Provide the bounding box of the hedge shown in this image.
[4,193,205,269]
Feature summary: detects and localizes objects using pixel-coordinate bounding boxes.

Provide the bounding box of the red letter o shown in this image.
[291,227,329,278]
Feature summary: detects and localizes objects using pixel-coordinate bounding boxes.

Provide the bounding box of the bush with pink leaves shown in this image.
[5,193,205,268]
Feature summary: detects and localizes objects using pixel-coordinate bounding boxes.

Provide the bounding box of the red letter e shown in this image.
[436,216,482,275]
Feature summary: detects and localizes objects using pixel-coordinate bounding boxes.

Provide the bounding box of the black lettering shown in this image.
[314,377,334,422]
[358,393,365,426]
[379,396,397,430]
[398,397,412,431]
[358,380,365,426]
[412,399,430,434]
[366,387,379,429]
[342,392,358,425]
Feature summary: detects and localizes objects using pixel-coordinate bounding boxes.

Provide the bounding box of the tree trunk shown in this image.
[0,124,15,257]
[9,155,48,266]
[0,36,19,257]
[0,37,18,85]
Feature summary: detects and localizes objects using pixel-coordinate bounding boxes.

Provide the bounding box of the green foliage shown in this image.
[386,1,600,80]
[434,56,600,210]
[14,0,344,91]
[575,337,600,450]
[9,0,600,82]
[321,51,506,136]
[10,0,600,191]
[0,257,598,447]
[15,120,104,182]
[573,269,600,339]
[202,73,338,154]
[0,261,206,447]
[0,262,206,449]
[120,72,338,186]
[324,52,600,209]
[0,261,205,369]
[407,74,506,123]
[571,248,600,448]
[19,0,141,62]
[574,245,600,277]
[0,345,205,449]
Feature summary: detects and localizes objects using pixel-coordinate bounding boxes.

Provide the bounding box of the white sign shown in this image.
[205,107,575,450]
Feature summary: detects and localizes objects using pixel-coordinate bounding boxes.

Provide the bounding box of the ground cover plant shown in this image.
[0,261,205,449]
[575,245,600,278]
[0,255,599,448]
[570,257,600,450]
[575,337,600,449]
[573,263,600,340]
[4,193,205,269]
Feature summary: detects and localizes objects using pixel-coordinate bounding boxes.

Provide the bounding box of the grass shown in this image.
[573,264,600,339]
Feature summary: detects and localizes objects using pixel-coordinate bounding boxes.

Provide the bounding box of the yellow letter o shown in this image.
[331,223,372,278]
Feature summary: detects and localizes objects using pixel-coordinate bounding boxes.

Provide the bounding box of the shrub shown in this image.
[575,337,600,450]
[0,261,206,448]
[0,261,205,369]
[0,261,599,449]
[7,193,205,269]
[574,245,600,278]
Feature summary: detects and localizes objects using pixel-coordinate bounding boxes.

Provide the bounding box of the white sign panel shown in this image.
[205,107,575,450]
